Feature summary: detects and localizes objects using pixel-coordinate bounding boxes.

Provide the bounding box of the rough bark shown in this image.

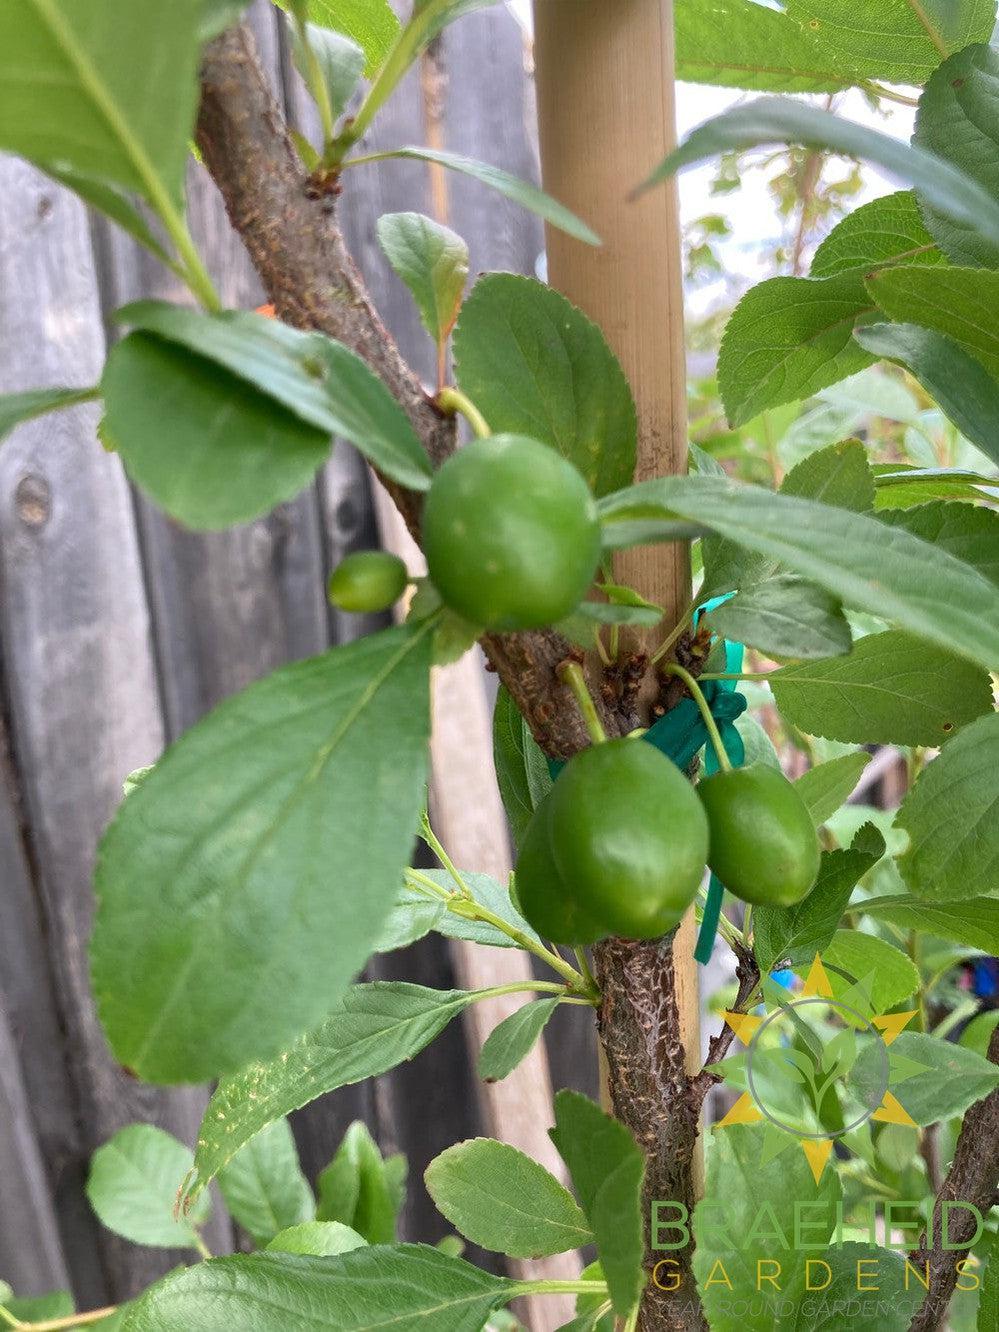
[196,22,620,759]
[908,1024,999,1331]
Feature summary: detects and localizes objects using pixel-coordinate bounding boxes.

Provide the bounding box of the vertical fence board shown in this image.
[0,157,226,1302]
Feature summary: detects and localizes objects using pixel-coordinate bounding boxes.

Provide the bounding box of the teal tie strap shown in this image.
[545,598,748,964]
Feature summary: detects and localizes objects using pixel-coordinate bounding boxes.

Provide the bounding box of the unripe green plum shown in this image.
[327,551,408,613]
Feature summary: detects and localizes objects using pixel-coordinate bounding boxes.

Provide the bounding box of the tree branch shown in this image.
[908,1022,999,1331]
[196,22,616,758]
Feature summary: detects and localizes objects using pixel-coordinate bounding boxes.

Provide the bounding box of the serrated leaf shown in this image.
[770,629,993,746]
[102,335,332,529]
[914,44,999,269]
[478,999,559,1083]
[377,212,468,346]
[266,1221,366,1256]
[550,1092,645,1318]
[189,983,481,1200]
[862,895,999,954]
[879,502,999,589]
[0,0,203,208]
[706,574,851,660]
[372,893,444,953]
[92,623,433,1084]
[637,99,999,256]
[86,1125,209,1250]
[115,302,433,491]
[872,461,998,508]
[290,23,365,123]
[675,0,854,93]
[718,271,875,427]
[897,713,999,901]
[754,846,877,972]
[780,438,875,511]
[379,147,599,246]
[316,1121,406,1245]
[0,386,99,444]
[803,930,919,1012]
[411,869,545,949]
[453,274,635,495]
[782,0,996,85]
[426,1139,592,1259]
[810,191,943,278]
[273,0,399,74]
[735,714,782,770]
[867,264,999,381]
[795,752,871,827]
[121,1246,515,1332]
[855,323,999,469]
[493,687,553,849]
[854,1031,999,1126]
[600,476,999,671]
[218,1118,314,1247]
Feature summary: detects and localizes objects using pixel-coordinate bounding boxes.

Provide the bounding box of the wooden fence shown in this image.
[0,1,596,1313]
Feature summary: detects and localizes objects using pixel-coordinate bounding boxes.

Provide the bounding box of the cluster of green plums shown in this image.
[516,739,821,944]
[328,433,602,629]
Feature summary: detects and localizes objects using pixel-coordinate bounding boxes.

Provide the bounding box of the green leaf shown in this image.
[115,302,433,491]
[637,99,999,256]
[980,1236,999,1332]
[218,1118,314,1247]
[780,438,875,511]
[550,1092,645,1318]
[86,1125,209,1250]
[453,274,635,494]
[0,0,203,207]
[717,271,875,427]
[598,474,999,672]
[879,502,999,590]
[782,0,996,85]
[372,894,444,953]
[770,629,993,746]
[4,1293,75,1323]
[854,322,999,469]
[867,264,999,379]
[810,191,943,278]
[102,336,331,529]
[273,0,399,74]
[735,714,782,771]
[426,1139,592,1259]
[795,751,871,827]
[675,0,854,93]
[706,574,851,660]
[913,44,999,268]
[189,984,481,1200]
[92,623,433,1084]
[754,846,877,972]
[316,1121,407,1245]
[411,869,545,949]
[266,1221,366,1256]
[854,1031,999,1126]
[291,23,366,123]
[493,687,553,849]
[897,713,999,901]
[477,999,559,1083]
[808,930,920,1012]
[374,148,600,246]
[962,1011,999,1057]
[862,895,999,954]
[694,1124,843,1331]
[121,1246,516,1331]
[377,212,469,347]
[0,386,99,444]
[872,461,998,508]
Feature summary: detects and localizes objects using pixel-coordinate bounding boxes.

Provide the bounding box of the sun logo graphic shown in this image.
[708,953,926,1184]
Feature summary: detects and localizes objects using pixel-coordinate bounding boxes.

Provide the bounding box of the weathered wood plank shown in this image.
[0,156,228,1300]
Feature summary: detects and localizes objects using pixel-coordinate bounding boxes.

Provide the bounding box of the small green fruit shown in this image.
[515,796,605,947]
[327,551,408,613]
[697,764,821,908]
[421,434,601,631]
[549,739,708,940]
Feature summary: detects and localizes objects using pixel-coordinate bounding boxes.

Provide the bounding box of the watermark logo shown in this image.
[710,953,924,1181]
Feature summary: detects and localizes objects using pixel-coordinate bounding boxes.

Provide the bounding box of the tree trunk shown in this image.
[534,4,706,1327]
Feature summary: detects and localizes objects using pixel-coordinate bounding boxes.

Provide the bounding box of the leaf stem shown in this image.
[650,597,696,664]
[436,386,491,439]
[510,1279,610,1297]
[0,1309,120,1332]
[420,812,474,898]
[295,15,336,152]
[660,662,732,773]
[479,980,586,1001]
[696,672,770,682]
[193,1231,213,1261]
[557,661,607,746]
